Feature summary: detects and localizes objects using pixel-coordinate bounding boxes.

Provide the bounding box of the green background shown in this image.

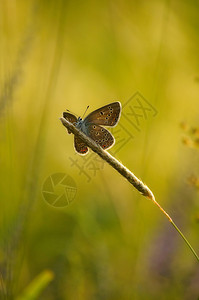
[1,0,199,299]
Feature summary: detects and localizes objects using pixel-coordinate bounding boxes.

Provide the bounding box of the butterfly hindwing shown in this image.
[86,124,114,150]
[84,102,121,127]
[74,136,88,155]
[63,112,77,134]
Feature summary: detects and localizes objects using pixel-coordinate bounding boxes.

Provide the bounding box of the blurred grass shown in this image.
[0,0,199,299]
[16,270,54,300]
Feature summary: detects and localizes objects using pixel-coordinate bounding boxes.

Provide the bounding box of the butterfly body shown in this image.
[75,117,88,134]
[63,102,121,155]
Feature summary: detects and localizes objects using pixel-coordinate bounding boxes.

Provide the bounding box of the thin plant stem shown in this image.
[170,220,199,261]
[60,117,199,262]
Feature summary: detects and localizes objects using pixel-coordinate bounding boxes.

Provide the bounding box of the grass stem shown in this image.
[60,117,199,262]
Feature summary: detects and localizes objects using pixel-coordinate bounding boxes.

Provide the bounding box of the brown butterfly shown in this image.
[63,102,121,155]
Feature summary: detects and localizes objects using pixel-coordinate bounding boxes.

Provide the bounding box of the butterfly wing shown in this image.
[74,136,88,155]
[84,102,121,127]
[86,124,114,150]
[63,112,77,134]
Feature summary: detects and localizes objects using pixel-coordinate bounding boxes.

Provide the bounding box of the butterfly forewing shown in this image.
[84,102,121,127]
[74,136,88,154]
[63,112,77,134]
[86,124,114,150]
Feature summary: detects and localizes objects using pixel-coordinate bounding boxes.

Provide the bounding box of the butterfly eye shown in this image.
[101,129,104,132]
[93,125,96,129]
[105,117,108,119]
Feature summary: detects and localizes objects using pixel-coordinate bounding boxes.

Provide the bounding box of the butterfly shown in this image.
[63,102,121,155]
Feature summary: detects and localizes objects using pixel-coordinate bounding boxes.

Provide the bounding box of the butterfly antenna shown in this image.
[82,105,89,118]
[65,109,78,117]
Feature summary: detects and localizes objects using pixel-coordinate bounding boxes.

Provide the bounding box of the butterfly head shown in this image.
[75,116,84,131]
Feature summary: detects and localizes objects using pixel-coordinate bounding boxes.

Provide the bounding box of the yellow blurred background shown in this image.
[1,0,199,299]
